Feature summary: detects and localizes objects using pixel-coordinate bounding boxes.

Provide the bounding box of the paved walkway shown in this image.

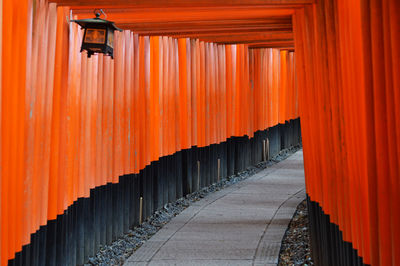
[124,150,305,266]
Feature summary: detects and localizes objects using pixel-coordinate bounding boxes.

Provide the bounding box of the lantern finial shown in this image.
[94,9,106,19]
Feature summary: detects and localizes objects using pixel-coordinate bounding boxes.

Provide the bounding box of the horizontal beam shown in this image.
[249,46,294,49]
[67,5,299,49]
[158,29,292,38]
[71,7,295,24]
[196,31,293,43]
[54,0,315,7]
[133,25,292,36]
[248,41,294,48]
[280,48,295,52]
[223,40,293,45]
[116,18,292,32]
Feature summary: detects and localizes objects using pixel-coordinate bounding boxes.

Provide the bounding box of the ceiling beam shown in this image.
[167,31,293,42]
[63,2,303,49]
[71,7,295,24]
[115,18,292,32]
[248,41,294,48]
[53,0,315,8]
[220,39,293,44]
[132,26,292,36]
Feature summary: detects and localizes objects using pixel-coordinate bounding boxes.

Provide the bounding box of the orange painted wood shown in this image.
[1,1,302,264]
[53,0,315,8]
[293,0,400,265]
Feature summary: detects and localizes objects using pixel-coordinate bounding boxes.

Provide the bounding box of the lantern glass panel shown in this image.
[84,28,106,44]
[107,29,114,48]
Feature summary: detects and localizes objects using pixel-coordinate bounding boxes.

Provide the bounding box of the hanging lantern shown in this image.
[71,9,122,59]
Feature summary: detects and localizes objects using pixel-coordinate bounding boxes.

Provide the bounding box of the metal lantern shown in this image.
[71,9,122,59]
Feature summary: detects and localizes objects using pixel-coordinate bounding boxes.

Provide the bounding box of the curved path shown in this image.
[124,150,305,266]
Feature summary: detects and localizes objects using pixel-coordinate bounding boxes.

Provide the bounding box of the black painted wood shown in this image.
[307,195,369,266]
[8,119,301,266]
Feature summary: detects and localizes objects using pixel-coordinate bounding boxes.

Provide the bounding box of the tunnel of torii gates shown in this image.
[0,0,399,265]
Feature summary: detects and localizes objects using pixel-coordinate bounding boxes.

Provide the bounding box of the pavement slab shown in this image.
[124,150,305,266]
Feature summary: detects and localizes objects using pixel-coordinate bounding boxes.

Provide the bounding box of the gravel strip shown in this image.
[86,145,302,266]
[278,199,314,266]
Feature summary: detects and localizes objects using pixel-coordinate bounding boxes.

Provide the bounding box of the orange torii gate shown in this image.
[1,0,400,265]
[1,1,299,265]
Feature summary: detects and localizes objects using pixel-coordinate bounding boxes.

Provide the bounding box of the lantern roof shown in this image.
[71,15,122,32]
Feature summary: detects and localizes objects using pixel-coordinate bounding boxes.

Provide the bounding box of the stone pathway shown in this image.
[124,150,305,266]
